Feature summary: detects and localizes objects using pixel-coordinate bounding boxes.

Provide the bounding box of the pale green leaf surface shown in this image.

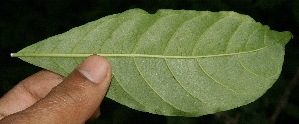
[12,9,293,116]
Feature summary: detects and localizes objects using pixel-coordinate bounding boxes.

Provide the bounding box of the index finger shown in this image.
[0,70,64,119]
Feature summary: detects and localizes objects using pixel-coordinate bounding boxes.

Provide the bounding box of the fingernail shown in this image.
[78,55,109,83]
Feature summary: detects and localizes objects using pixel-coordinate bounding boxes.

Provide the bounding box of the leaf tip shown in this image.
[281,31,294,46]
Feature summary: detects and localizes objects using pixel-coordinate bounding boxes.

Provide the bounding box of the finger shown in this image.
[0,70,64,119]
[0,55,112,124]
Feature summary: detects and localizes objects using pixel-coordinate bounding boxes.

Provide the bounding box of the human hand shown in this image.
[0,55,112,124]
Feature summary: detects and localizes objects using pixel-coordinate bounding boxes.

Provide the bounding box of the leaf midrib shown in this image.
[11,44,275,58]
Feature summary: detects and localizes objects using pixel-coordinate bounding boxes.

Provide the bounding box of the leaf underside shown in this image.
[13,9,293,117]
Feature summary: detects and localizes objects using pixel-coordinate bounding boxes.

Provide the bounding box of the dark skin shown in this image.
[0,55,112,124]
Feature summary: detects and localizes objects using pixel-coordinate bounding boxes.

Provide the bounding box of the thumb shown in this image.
[2,55,112,124]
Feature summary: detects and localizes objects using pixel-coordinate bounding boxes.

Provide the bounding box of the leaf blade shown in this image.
[12,9,293,116]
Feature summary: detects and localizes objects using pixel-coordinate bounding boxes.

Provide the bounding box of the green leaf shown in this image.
[12,9,293,117]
